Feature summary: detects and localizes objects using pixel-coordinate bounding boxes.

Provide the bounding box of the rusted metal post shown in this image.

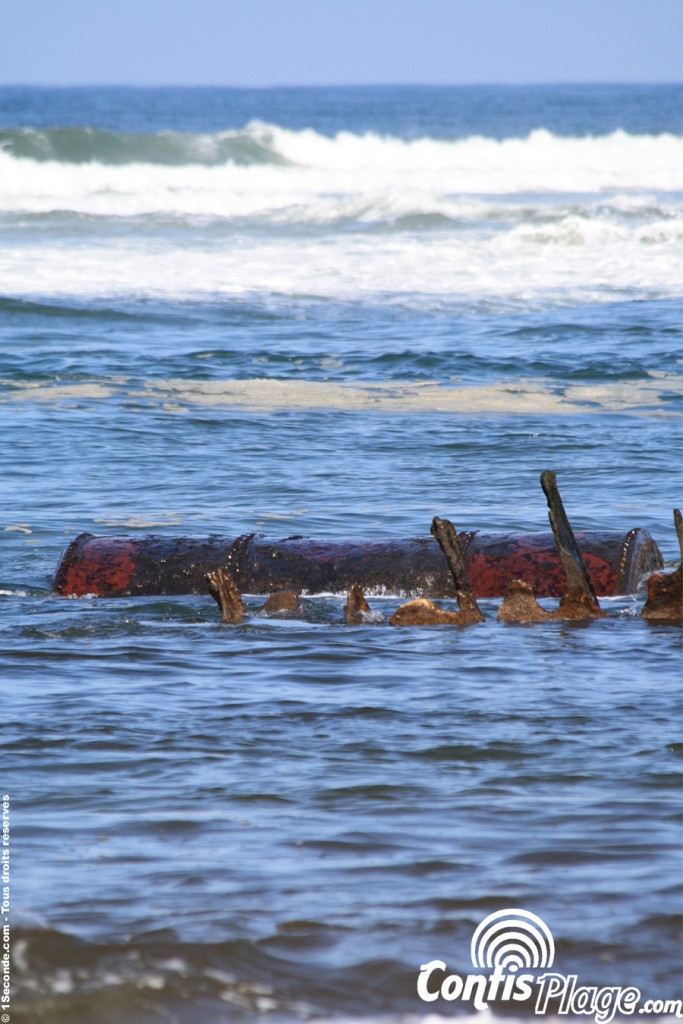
[641,509,683,625]
[498,473,604,623]
[389,517,486,626]
[430,516,485,624]
[344,585,372,625]
[540,471,603,620]
[206,567,245,624]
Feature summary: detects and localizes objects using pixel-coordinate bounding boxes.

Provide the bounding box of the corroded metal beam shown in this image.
[53,527,663,599]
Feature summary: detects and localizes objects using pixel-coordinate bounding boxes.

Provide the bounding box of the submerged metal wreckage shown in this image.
[53,473,682,626]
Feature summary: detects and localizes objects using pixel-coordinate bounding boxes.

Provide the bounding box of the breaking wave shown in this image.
[0,125,681,212]
[1,123,680,303]
[0,122,291,166]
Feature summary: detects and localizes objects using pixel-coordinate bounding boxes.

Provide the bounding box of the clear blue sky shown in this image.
[4,0,682,86]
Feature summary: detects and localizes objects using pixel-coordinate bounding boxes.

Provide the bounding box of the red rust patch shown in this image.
[467,548,617,598]
[54,537,137,597]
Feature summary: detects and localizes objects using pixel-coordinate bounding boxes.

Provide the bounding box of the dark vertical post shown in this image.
[430,516,485,624]
[206,567,245,624]
[540,471,602,619]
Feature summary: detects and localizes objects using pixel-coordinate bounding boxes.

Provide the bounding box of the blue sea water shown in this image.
[0,85,682,1023]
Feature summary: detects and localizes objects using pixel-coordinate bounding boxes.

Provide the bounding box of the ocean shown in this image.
[0,84,682,1023]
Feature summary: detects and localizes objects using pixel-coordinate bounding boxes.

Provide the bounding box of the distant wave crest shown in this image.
[0,121,681,182]
[0,122,291,166]
[0,124,681,223]
[1,122,681,303]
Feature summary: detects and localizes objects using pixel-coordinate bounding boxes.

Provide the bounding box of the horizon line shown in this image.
[1,80,681,90]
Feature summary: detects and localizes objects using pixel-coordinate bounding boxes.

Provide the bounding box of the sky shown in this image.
[3,0,682,86]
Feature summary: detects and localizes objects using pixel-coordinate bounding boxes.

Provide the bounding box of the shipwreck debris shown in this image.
[203,492,679,629]
[497,579,554,623]
[498,472,605,623]
[389,597,464,626]
[430,516,486,624]
[206,567,245,624]
[641,509,683,625]
[541,470,603,620]
[388,517,486,626]
[207,573,303,623]
[344,584,373,625]
[52,527,662,599]
[262,590,301,614]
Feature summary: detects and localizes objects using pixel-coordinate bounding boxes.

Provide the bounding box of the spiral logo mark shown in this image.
[471,909,554,972]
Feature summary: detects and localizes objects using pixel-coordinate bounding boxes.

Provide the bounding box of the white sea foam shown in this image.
[1,126,680,304]
[2,375,681,416]
[0,224,679,306]
[0,127,681,218]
